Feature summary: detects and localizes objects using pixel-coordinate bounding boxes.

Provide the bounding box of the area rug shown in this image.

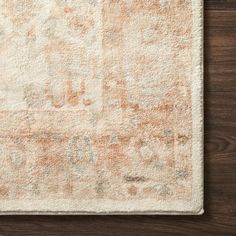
[0,0,203,214]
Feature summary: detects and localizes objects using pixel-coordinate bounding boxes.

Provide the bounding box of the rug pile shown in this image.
[0,0,203,214]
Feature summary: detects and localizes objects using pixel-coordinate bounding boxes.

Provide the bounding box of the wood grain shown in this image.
[205,0,236,10]
[0,1,236,235]
[205,10,236,92]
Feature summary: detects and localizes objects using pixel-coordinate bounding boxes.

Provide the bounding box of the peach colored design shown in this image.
[0,0,203,214]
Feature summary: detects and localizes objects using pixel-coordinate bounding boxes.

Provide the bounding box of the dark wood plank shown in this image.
[206,0,236,10]
[0,215,235,236]
[205,11,236,92]
[205,10,236,29]
[205,65,236,92]
[204,93,236,217]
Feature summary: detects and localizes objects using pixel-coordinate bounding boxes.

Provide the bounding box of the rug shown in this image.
[0,0,203,214]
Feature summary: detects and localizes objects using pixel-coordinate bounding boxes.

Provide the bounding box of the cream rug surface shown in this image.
[0,0,203,214]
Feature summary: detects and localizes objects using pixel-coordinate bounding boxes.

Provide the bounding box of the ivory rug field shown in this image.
[0,0,203,214]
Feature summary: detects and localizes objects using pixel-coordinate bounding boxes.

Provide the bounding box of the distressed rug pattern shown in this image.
[0,0,203,214]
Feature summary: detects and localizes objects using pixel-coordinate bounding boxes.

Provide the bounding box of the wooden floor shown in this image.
[0,1,235,235]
